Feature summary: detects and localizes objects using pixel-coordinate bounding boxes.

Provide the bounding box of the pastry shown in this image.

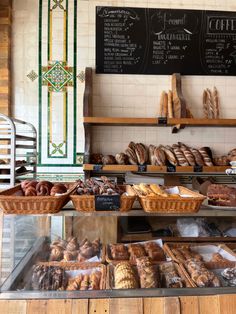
[67,275,83,290]
[128,243,146,263]
[80,274,90,290]
[24,186,37,196]
[63,250,77,262]
[114,262,138,289]
[31,265,67,290]
[36,181,53,196]
[110,244,129,260]
[135,143,148,165]
[144,242,166,261]
[50,246,64,261]
[228,148,236,161]
[185,259,220,287]
[89,272,101,290]
[115,153,129,165]
[207,184,236,207]
[221,268,236,286]
[90,153,103,164]
[102,155,116,165]
[50,183,67,196]
[136,257,158,288]
[21,180,38,192]
[159,263,184,288]
[78,239,96,261]
[125,147,138,165]
[213,156,229,166]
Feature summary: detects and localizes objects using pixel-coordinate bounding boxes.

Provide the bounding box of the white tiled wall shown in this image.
[12,0,236,166]
[80,0,236,158]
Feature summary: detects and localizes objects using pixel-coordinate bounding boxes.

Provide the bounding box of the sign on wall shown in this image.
[96,6,236,75]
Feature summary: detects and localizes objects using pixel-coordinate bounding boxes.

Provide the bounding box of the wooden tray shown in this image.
[163,242,236,269]
[106,240,166,265]
[0,182,77,214]
[70,185,136,212]
[36,262,106,290]
[106,261,193,289]
[137,186,206,213]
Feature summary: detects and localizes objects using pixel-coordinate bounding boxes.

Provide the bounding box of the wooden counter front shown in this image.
[1,295,236,314]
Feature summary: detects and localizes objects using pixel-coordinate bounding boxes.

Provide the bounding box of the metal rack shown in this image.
[0,113,37,189]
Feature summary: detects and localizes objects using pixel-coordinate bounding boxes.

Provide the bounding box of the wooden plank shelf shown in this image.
[83,117,236,127]
[84,117,159,125]
[120,233,236,242]
[83,164,229,173]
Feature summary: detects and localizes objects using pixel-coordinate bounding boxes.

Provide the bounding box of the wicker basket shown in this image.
[106,261,193,289]
[70,185,136,212]
[163,242,236,269]
[138,186,206,213]
[0,183,77,214]
[36,262,106,290]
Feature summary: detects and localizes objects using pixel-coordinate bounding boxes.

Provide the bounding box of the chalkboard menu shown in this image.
[96,6,236,75]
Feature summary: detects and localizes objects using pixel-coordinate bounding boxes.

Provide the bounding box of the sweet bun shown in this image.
[36,181,53,196]
[50,183,67,196]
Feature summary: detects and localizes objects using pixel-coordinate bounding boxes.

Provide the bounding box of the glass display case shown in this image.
[1,207,236,299]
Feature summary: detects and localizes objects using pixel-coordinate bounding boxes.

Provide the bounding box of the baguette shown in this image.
[149,184,168,197]
[167,90,173,118]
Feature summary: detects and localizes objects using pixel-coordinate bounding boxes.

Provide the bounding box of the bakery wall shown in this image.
[12,0,236,177]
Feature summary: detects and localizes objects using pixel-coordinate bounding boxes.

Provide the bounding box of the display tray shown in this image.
[0,183,77,214]
[164,242,236,269]
[106,261,193,289]
[27,262,106,291]
[70,185,136,212]
[106,239,165,264]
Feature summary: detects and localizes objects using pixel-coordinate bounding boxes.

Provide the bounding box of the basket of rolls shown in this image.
[0,180,77,214]
[70,176,136,212]
[133,184,206,213]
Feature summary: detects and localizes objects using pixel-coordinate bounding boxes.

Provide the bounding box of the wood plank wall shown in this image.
[1,295,236,314]
[0,0,12,116]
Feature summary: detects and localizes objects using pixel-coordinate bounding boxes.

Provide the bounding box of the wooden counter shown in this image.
[1,295,236,314]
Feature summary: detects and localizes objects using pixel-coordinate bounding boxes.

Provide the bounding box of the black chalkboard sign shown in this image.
[95,195,120,211]
[96,6,236,75]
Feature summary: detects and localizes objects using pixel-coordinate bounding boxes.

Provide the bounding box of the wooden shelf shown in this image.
[120,233,236,242]
[50,207,236,217]
[83,117,236,127]
[83,164,229,173]
[84,117,158,125]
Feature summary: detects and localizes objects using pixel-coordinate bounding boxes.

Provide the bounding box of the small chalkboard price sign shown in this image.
[96,6,236,76]
[95,195,120,211]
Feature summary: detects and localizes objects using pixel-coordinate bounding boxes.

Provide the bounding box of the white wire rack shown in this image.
[0,113,37,189]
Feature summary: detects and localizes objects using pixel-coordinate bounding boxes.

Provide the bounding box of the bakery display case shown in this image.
[1,207,236,299]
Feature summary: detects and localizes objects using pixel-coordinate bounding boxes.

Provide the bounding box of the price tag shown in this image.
[194,165,203,172]
[93,164,103,171]
[158,117,167,125]
[95,195,120,211]
[167,165,176,172]
[138,165,147,172]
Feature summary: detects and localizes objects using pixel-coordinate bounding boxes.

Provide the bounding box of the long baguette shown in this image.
[149,184,168,197]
